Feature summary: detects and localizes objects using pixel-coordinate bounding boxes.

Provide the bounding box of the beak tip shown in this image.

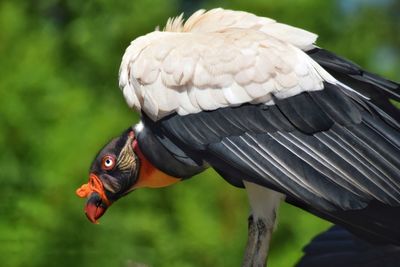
[84,197,107,224]
[85,212,99,224]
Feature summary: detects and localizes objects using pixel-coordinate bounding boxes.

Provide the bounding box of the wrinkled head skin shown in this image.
[76,128,139,223]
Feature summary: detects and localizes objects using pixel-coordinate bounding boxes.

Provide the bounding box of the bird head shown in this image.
[76,127,181,223]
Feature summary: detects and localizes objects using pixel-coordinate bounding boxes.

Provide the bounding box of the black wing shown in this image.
[143,50,400,245]
[307,48,400,128]
[296,225,400,267]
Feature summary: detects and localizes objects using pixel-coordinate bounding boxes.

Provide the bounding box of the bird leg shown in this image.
[242,214,273,267]
[242,181,283,267]
[242,215,257,266]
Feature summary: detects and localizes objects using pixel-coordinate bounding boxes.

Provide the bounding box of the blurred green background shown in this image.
[1,0,399,266]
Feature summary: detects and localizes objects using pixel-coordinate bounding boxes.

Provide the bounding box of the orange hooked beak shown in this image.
[76,173,111,224]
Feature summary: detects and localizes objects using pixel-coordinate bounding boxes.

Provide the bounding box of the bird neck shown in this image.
[131,136,181,189]
[135,117,207,179]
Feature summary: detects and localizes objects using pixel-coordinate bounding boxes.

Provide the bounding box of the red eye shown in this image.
[101,155,116,171]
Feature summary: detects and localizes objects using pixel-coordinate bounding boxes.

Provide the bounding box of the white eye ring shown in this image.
[101,155,116,170]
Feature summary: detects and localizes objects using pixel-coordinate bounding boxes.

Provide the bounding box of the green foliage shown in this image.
[0,1,398,266]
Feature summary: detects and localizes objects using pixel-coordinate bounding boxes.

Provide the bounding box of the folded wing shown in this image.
[146,79,400,244]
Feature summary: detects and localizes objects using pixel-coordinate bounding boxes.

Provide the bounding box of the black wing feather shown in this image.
[274,92,334,133]
[307,48,400,101]
[308,48,400,128]
[296,226,400,267]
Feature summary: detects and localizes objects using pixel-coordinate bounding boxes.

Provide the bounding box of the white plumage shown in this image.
[119,8,337,120]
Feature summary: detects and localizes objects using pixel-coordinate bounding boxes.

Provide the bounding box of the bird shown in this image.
[76,8,400,267]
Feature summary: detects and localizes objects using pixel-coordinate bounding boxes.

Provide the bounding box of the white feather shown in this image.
[244,83,267,99]
[118,8,337,120]
[223,82,253,105]
[177,88,201,115]
[196,88,226,111]
[123,84,140,110]
[142,91,159,120]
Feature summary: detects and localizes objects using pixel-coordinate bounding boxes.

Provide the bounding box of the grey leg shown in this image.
[242,215,257,267]
[242,181,283,267]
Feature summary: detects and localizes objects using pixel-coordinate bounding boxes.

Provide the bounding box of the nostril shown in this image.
[95,199,103,208]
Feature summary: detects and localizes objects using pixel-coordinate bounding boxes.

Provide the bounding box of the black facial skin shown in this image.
[90,127,140,202]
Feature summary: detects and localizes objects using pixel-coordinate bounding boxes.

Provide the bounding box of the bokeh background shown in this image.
[1,0,399,266]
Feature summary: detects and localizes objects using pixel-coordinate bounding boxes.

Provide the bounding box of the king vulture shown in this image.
[76,8,400,267]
